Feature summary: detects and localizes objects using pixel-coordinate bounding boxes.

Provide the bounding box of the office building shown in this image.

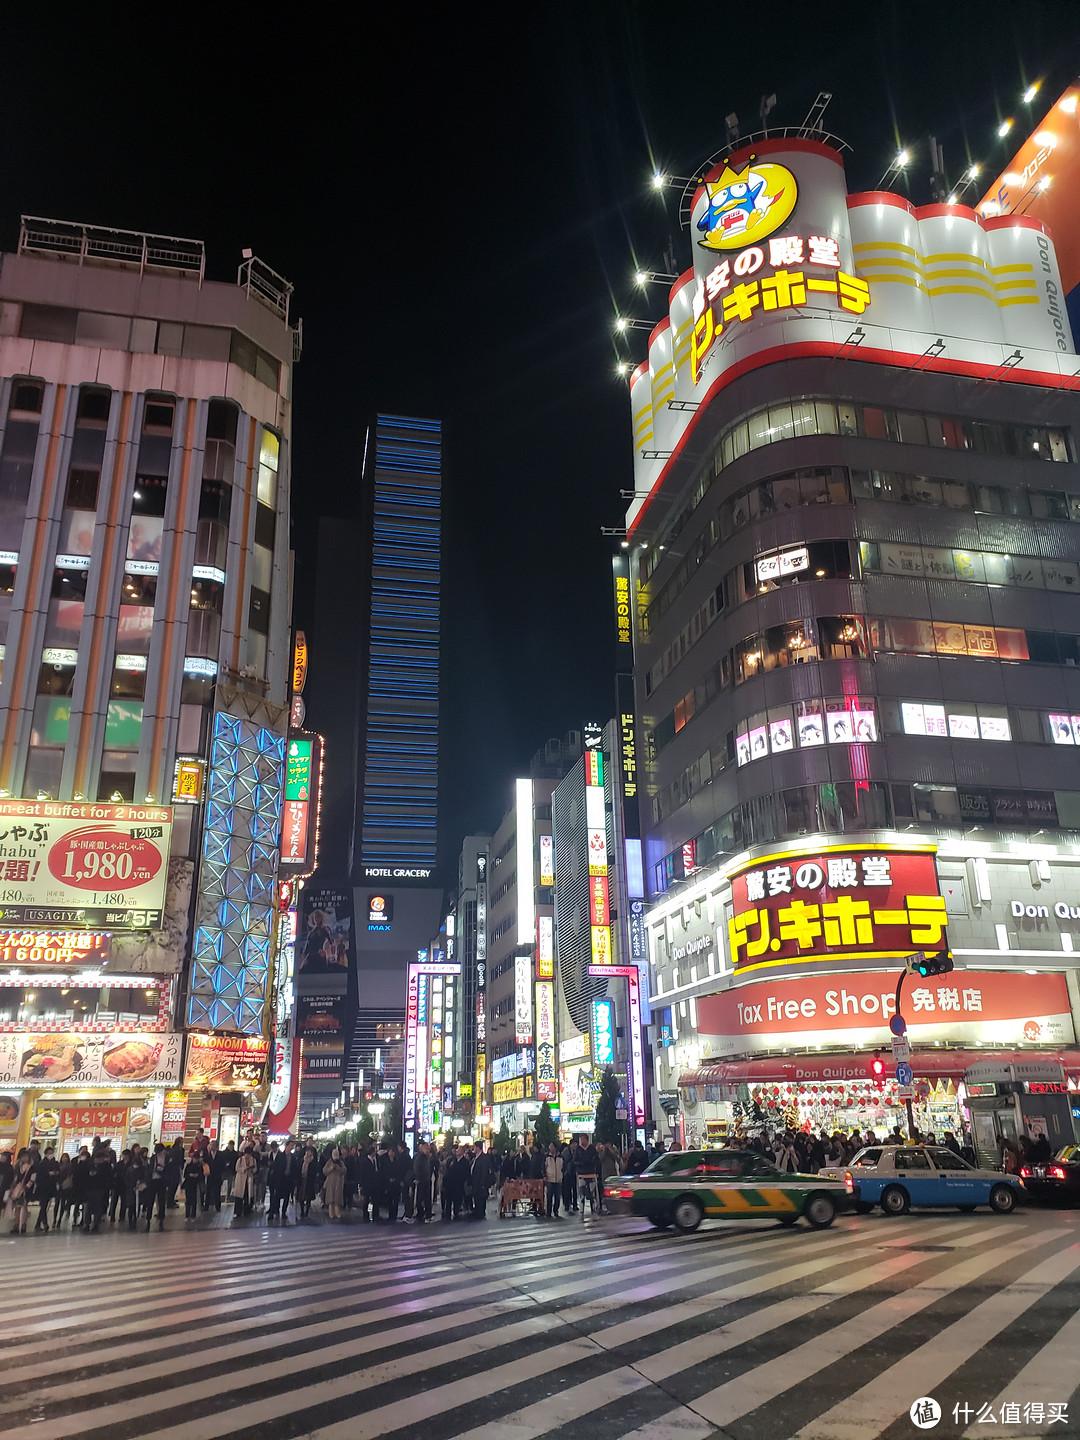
[0,217,298,1152]
[626,137,1080,1157]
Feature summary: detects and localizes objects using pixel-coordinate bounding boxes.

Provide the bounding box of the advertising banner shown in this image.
[0,800,173,929]
[539,835,554,887]
[591,997,614,1066]
[514,954,533,1045]
[183,1033,270,1089]
[295,992,349,1042]
[265,1037,301,1135]
[535,980,556,1102]
[0,1092,20,1138]
[728,844,946,976]
[297,887,354,976]
[160,1090,187,1142]
[697,968,1074,1056]
[0,1030,183,1087]
[0,930,110,965]
[537,914,554,979]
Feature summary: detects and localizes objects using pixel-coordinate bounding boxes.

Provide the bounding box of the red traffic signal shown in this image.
[871,1053,885,1079]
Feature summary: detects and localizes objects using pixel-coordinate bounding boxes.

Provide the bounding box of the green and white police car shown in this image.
[604,1148,855,1233]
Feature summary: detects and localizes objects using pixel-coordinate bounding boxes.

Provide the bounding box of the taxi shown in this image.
[604,1148,853,1232]
[819,1144,1022,1216]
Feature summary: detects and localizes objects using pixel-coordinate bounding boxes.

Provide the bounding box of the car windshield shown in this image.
[643,1152,705,1176]
[927,1147,972,1170]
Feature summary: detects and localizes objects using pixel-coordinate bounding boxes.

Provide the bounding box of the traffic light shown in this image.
[871,1052,885,1079]
[906,950,954,978]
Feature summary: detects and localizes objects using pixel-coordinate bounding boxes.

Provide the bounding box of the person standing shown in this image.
[143,1144,172,1231]
[297,1145,320,1218]
[7,1153,35,1234]
[267,1143,293,1223]
[544,1143,563,1217]
[575,1135,600,1219]
[322,1147,346,1220]
[598,1144,620,1213]
[232,1144,257,1218]
[356,1146,378,1222]
[206,1142,225,1211]
[562,1140,579,1213]
[182,1153,205,1219]
[413,1142,433,1222]
[470,1142,490,1221]
[34,1147,58,1232]
[125,1147,146,1229]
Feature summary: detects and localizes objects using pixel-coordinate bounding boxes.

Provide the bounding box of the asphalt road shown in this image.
[0,1202,1078,1440]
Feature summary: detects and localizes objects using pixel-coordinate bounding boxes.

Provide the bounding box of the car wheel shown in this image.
[989,1184,1016,1215]
[671,1196,704,1233]
[855,1201,874,1214]
[958,1204,977,1213]
[880,1184,910,1216]
[804,1193,836,1229]
[647,1215,671,1229]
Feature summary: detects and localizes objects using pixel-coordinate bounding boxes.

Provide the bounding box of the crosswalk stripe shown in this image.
[587,1218,972,1354]
[130,1332,605,1440]
[965,1305,1080,1438]
[446,1363,651,1439]
[687,1227,1059,1427]
[0,1225,824,1397]
[793,1240,1080,1440]
[614,1410,718,1440]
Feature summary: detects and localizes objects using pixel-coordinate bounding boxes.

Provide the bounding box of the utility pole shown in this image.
[891,950,954,1138]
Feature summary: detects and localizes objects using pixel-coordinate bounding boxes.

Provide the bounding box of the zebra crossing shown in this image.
[0,1208,1077,1439]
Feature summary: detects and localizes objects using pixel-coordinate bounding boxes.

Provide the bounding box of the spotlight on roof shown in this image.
[1023,83,1040,104]
[651,172,666,190]
[896,149,910,167]
[998,118,1013,138]
[615,317,628,332]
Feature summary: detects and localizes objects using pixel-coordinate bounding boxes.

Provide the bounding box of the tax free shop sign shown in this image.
[697,968,1073,1058]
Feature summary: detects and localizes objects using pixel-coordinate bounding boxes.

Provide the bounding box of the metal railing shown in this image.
[19,216,206,279]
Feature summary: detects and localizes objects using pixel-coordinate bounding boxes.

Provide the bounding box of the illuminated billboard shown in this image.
[514,954,533,1045]
[727,843,947,977]
[585,741,612,965]
[0,800,173,930]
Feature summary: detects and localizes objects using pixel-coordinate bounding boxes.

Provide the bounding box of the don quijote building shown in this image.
[626,124,1080,1162]
[0,218,300,1154]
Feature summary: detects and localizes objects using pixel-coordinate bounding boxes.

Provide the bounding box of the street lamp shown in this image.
[367,1101,386,1117]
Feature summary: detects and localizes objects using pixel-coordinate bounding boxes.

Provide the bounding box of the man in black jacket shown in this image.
[357,1147,379,1221]
[413,1142,433,1222]
[575,1136,600,1219]
[470,1142,490,1220]
[267,1142,293,1223]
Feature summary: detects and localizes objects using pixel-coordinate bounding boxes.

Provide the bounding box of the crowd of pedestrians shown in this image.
[0,1131,667,1233]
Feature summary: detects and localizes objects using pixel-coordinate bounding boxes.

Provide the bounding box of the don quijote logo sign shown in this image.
[671,934,714,963]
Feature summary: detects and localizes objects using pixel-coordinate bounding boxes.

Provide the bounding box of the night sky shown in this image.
[4,4,1080,866]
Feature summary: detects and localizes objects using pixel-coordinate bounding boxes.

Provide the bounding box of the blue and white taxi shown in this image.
[820,1144,1022,1216]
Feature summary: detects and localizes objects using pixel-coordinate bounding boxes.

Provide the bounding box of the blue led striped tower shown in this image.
[361,415,440,869]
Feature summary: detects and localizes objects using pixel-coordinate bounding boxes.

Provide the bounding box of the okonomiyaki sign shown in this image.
[727,844,947,976]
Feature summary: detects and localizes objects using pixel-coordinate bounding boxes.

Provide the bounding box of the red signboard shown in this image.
[728,844,947,976]
[60,1106,128,1130]
[697,968,1074,1055]
[281,799,309,863]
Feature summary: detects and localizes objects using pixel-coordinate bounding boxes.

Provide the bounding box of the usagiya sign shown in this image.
[697,968,1074,1056]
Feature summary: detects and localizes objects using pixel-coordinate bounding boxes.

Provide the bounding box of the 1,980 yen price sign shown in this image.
[0,801,173,931]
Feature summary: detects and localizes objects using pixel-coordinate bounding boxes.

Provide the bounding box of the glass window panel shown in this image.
[731,422,748,459]
[799,470,829,505]
[921,545,954,579]
[906,475,943,505]
[897,412,928,445]
[858,541,880,573]
[771,473,800,510]
[942,479,970,509]
[790,400,816,436]
[952,549,984,583]
[767,402,794,441]
[747,409,772,450]
[862,407,888,440]
[837,402,858,436]
[814,401,838,434]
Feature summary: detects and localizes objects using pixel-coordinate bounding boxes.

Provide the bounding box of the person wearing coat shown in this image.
[34,1148,58,1232]
[322,1148,346,1219]
[231,1145,257,1218]
[544,1144,563,1217]
[297,1145,321,1218]
[469,1143,490,1221]
[7,1154,35,1234]
[267,1142,294,1223]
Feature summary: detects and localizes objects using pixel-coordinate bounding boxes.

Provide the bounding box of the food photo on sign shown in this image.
[0,1031,183,1086]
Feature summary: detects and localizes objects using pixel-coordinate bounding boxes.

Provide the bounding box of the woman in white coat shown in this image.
[322,1147,346,1220]
[232,1144,257,1217]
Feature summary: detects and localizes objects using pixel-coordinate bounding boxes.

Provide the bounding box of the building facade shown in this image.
[0,217,298,1153]
[627,140,1080,1159]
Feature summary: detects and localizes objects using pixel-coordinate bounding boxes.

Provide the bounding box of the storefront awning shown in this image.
[678,1048,1080,1088]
